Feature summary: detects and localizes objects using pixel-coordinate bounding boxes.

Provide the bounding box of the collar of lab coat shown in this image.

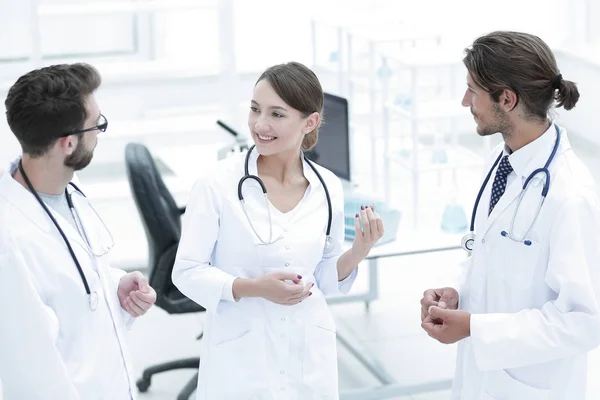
[505,123,565,181]
[0,166,91,252]
[246,147,323,193]
[481,124,572,236]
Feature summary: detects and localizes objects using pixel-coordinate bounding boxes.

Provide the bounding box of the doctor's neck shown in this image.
[501,117,552,153]
[257,150,304,184]
[13,154,74,196]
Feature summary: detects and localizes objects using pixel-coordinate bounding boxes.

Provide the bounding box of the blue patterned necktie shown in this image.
[489,155,513,215]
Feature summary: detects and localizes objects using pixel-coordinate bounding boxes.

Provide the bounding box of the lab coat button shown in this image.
[281,334,286,338]
[281,317,286,322]
[280,387,286,391]
[481,239,485,243]
[285,262,290,267]
[284,228,289,232]
[285,245,291,250]
[280,370,285,375]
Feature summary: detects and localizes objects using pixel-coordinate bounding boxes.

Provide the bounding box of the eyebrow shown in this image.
[251,100,288,112]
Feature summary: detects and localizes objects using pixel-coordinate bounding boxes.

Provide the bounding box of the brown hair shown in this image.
[463,31,579,120]
[256,62,324,151]
[5,63,101,156]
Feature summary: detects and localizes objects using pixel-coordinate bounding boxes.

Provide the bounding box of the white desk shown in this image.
[327,228,465,399]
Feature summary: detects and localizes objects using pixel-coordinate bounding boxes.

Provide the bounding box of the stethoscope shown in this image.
[18,161,114,311]
[238,145,335,254]
[461,124,561,253]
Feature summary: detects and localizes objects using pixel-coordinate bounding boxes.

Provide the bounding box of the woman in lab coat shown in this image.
[420,31,600,399]
[0,63,156,400]
[172,61,384,399]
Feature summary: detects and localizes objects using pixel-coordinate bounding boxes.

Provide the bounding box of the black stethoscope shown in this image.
[461,124,561,253]
[18,161,114,311]
[238,145,335,254]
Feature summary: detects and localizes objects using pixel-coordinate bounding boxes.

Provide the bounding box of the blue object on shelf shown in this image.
[441,201,468,233]
[329,51,339,62]
[394,94,412,109]
[432,150,448,164]
[377,58,392,79]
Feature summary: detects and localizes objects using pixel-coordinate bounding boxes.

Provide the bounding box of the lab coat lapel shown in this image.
[481,177,522,237]
[481,126,570,238]
[47,189,91,254]
[0,172,90,253]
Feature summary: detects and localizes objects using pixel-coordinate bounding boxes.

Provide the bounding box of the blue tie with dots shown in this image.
[489,155,513,215]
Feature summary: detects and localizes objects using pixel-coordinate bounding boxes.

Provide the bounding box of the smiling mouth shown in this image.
[257,134,277,141]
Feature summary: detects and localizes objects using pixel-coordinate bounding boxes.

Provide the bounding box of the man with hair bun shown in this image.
[420,31,600,400]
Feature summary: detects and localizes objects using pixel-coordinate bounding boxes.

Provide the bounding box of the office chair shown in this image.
[124,142,205,400]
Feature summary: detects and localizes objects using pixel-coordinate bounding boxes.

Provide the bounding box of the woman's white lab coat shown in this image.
[453,126,600,399]
[0,169,136,400]
[172,150,357,399]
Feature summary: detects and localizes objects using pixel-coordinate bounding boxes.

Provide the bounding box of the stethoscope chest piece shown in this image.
[89,291,99,311]
[461,232,476,253]
[323,235,335,254]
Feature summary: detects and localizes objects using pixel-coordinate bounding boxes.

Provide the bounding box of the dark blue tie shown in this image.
[489,155,513,215]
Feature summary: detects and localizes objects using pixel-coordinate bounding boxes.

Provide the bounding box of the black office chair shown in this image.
[124,142,205,400]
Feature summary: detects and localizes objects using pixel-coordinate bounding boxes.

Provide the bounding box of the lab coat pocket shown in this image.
[483,369,551,400]
[488,234,542,290]
[208,311,267,394]
[303,317,338,396]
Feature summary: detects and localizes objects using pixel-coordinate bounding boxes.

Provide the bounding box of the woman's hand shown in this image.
[351,204,384,259]
[256,272,314,305]
[233,272,313,305]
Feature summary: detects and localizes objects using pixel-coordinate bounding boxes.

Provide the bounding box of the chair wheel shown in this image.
[136,377,151,393]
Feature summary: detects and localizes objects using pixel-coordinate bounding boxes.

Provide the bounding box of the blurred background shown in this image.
[1,0,600,399]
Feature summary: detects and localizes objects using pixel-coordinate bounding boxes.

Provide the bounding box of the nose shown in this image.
[461,89,471,108]
[253,114,269,133]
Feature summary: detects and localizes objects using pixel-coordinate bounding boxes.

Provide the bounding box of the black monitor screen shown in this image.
[305,93,351,182]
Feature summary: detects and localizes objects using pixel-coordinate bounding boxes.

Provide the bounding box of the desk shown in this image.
[327,229,465,399]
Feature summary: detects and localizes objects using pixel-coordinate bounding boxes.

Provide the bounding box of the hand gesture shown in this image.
[421,306,470,344]
[351,204,384,259]
[420,287,459,321]
[256,271,314,305]
[117,271,157,317]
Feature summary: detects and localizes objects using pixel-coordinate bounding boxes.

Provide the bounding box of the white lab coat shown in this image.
[172,150,357,400]
[452,125,600,399]
[0,169,136,400]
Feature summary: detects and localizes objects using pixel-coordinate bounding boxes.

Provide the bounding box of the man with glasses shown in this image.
[0,63,156,400]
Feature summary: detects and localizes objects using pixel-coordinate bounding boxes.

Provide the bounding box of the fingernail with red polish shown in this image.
[297,275,302,279]
[309,292,313,296]
[355,213,359,218]
[360,206,364,210]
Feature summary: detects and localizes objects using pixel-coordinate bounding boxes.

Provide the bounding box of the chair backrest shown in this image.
[124,143,204,314]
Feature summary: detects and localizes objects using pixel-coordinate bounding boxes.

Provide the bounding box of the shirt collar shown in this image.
[505,123,556,179]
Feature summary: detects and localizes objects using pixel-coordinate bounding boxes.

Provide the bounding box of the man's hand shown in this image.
[420,287,459,321]
[117,271,157,317]
[421,306,471,344]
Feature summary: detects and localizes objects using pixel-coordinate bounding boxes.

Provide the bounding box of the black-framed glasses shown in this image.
[58,114,108,137]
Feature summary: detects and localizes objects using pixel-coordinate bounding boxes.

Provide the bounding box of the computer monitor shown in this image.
[305,93,351,182]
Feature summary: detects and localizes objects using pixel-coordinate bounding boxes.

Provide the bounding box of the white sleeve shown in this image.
[0,236,81,400]
[470,189,600,370]
[314,177,357,296]
[172,177,237,313]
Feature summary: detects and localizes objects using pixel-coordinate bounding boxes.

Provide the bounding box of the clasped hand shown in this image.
[420,287,470,344]
[256,271,314,305]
